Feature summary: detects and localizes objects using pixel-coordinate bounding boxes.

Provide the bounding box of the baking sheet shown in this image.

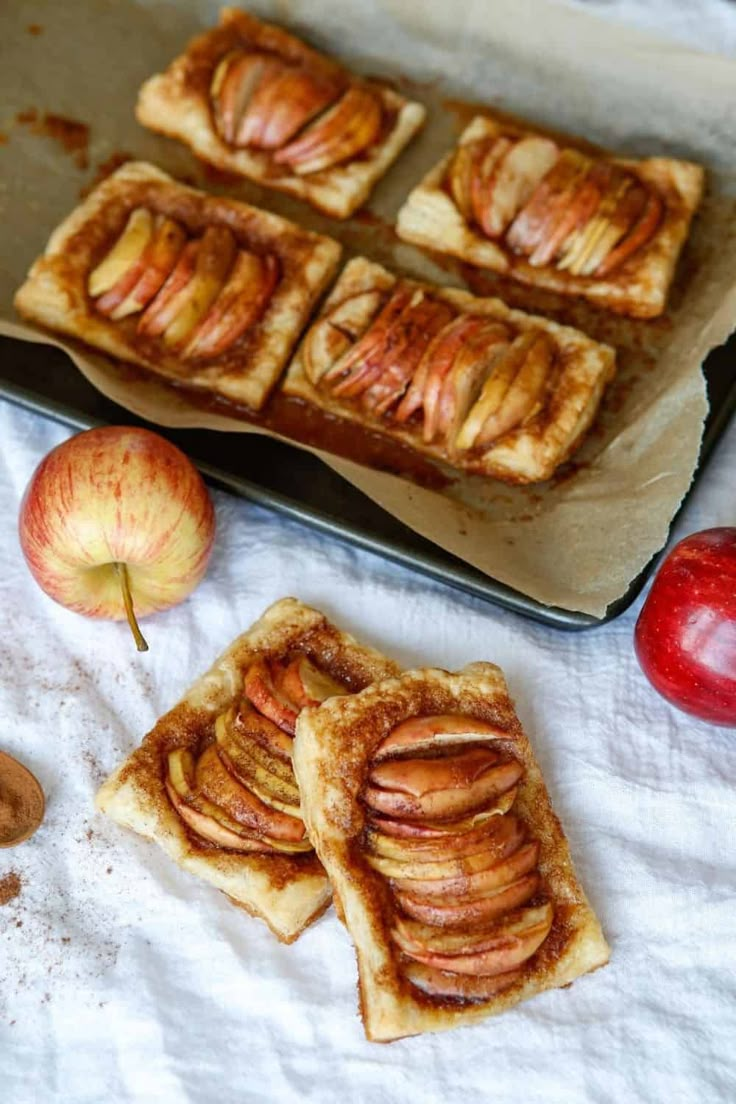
[1,0,736,616]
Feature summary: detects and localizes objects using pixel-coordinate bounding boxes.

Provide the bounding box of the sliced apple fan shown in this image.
[96,598,399,943]
[293,664,610,1041]
[396,113,704,318]
[14,161,342,410]
[284,256,616,484]
[135,7,426,219]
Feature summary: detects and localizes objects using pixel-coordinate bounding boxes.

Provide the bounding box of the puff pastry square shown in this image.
[294,664,610,1040]
[283,256,615,484]
[14,161,341,410]
[396,113,704,318]
[136,7,426,219]
[96,598,399,944]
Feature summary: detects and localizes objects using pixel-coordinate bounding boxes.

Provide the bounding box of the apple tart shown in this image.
[396,114,704,318]
[96,598,399,943]
[293,664,609,1040]
[283,256,616,483]
[14,161,341,410]
[135,7,426,219]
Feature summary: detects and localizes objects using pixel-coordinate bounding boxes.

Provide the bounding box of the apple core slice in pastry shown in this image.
[96,597,399,943]
[293,664,609,1039]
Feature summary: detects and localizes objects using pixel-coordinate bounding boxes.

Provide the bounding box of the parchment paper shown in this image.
[1,0,735,617]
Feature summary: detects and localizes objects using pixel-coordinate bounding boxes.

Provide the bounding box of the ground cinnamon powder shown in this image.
[0,754,44,846]
[0,871,22,906]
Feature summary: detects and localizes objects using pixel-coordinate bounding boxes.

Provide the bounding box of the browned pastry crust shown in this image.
[13,161,341,410]
[136,8,426,219]
[96,598,400,944]
[396,114,704,318]
[283,256,616,484]
[293,664,609,1039]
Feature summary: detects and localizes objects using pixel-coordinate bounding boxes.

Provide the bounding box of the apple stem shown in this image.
[114,562,149,653]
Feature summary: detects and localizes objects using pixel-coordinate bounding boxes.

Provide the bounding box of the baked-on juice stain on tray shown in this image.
[14,108,90,170]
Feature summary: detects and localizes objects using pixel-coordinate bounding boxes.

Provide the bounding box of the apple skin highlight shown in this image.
[19,426,215,623]
[634,528,736,727]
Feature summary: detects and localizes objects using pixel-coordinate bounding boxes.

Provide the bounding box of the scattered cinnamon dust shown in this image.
[26,23,43,36]
[0,754,44,846]
[0,871,22,906]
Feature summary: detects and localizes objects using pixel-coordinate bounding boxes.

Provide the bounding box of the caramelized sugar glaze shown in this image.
[360,713,553,1002]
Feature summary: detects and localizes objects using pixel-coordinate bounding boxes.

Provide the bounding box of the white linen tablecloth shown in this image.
[2,4,736,1102]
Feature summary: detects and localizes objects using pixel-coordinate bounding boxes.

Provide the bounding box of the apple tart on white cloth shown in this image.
[135,8,426,219]
[396,114,704,318]
[96,598,399,944]
[293,664,609,1040]
[283,256,616,483]
[14,161,341,410]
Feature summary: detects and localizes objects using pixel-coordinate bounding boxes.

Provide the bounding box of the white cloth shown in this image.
[2,4,736,1101]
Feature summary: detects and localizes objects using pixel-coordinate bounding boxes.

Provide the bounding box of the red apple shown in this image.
[634,528,736,726]
[18,426,215,651]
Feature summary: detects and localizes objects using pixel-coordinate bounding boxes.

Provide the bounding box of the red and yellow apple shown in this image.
[18,426,215,651]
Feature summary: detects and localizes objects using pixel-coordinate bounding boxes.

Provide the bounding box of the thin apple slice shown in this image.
[473,330,555,448]
[470,137,514,237]
[368,793,518,839]
[401,905,552,976]
[421,315,488,443]
[390,840,540,900]
[233,699,294,762]
[211,52,274,145]
[375,714,512,759]
[361,294,455,417]
[506,149,591,255]
[454,337,525,452]
[244,658,299,735]
[165,748,273,851]
[480,136,559,239]
[106,216,187,320]
[237,66,340,149]
[303,290,385,386]
[274,87,382,175]
[160,226,237,348]
[595,188,662,276]
[396,871,539,929]
[367,813,525,866]
[88,207,153,301]
[278,655,346,709]
[403,961,521,1000]
[527,160,612,268]
[215,711,300,799]
[138,239,199,337]
[195,745,306,842]
[364,756,523,822]
[370,747,500,795]
[325,285,414,396]
[448,139,486,221]
[393,902,554,957]
[185,251,279,359]
[578,180,648,276]
[557,172,629,274]
[433,322,510,444]
[365,826,524,882]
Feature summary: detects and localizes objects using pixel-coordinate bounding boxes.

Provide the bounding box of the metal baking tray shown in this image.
[1,333,734,629]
